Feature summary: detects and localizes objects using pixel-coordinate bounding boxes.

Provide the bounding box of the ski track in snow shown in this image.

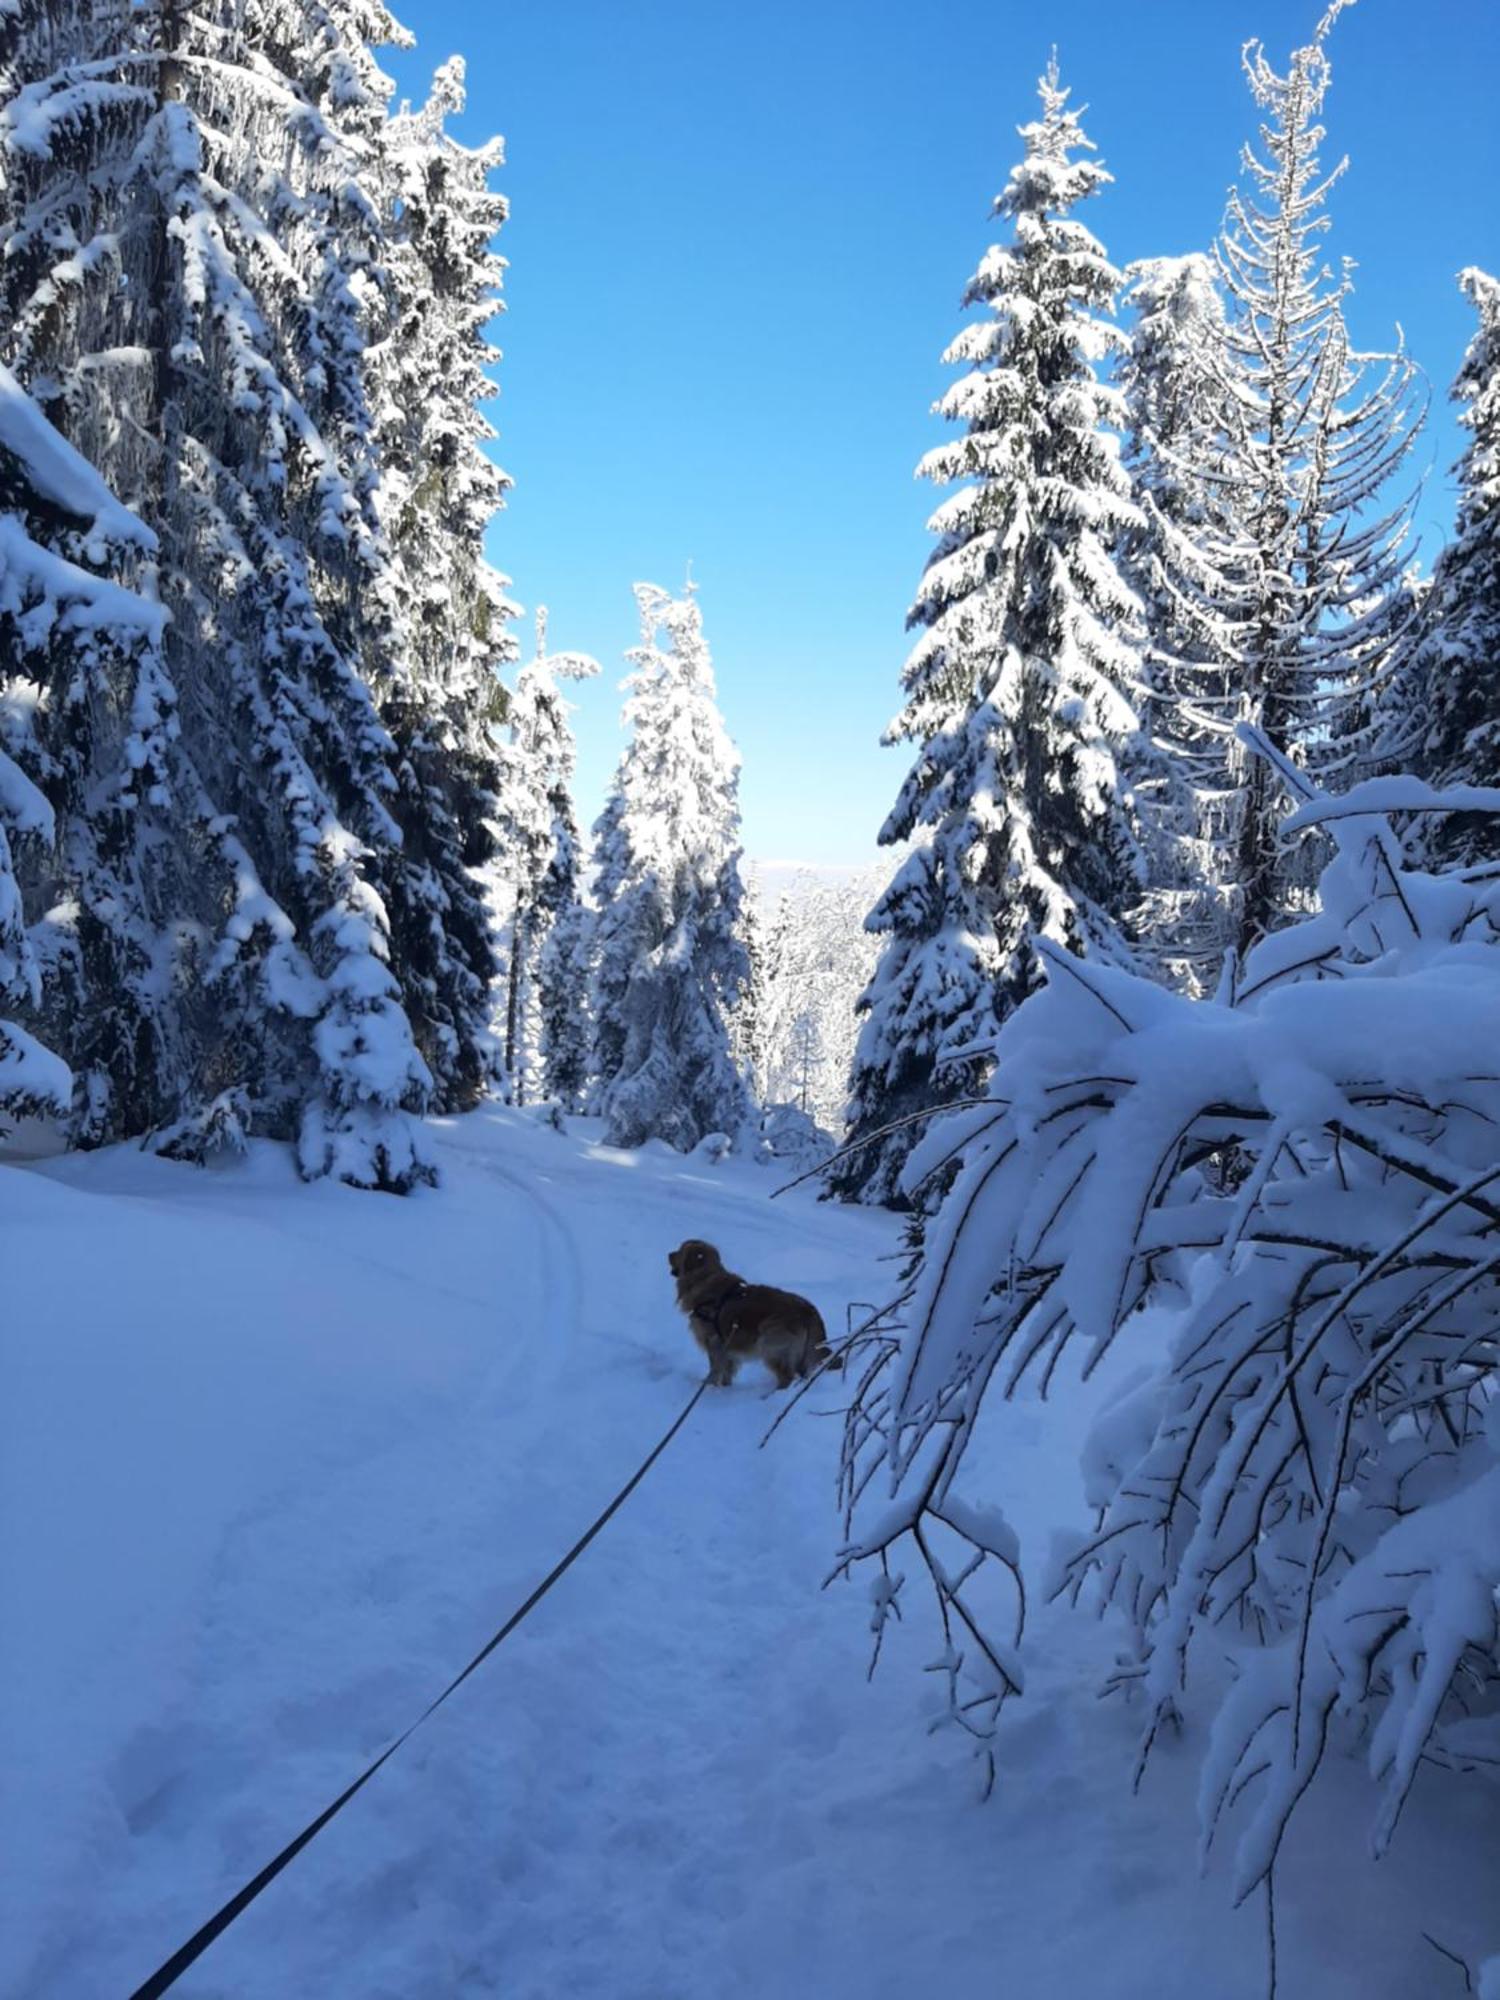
[3,1108,1495,1998]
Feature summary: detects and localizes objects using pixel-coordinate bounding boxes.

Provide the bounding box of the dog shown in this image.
[668,1239,836,1389]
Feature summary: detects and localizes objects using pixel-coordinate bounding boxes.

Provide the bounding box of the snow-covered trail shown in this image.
[4,1110,1493,1997]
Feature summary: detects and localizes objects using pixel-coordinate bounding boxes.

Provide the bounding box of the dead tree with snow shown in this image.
[1208,5,1422,956]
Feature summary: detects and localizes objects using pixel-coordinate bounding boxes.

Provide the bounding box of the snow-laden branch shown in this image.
[841,759,1500,1947]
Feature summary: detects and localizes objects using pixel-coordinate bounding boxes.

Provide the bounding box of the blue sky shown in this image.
[384,0,1499,868]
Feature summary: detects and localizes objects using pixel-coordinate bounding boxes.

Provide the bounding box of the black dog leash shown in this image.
[126,1380,707,1999]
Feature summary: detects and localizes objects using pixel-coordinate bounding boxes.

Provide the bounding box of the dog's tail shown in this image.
[807,1310,844,1376]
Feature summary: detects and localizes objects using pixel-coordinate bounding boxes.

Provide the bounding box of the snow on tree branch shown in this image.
[840,748,1500,1947]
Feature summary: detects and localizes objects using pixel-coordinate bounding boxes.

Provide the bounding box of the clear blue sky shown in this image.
[384,0,1498,868]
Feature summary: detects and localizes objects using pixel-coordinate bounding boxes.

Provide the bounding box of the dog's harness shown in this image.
[694,1280,748,1342]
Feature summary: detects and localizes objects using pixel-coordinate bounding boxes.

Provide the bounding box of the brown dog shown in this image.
[668,1239,835,1389]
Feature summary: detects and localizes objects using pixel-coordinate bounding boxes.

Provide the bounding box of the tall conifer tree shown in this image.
[494,609,597,1102]
[1119,255,1247,992]
[590,582,750,1152]
[0,0,513,1185]
[373,56,518,1110]
[1207,4,1420,961]
[1407,268,1500,862]
[832,62,1144,1206]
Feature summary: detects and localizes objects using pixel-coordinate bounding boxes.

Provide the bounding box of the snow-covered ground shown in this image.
[4,1108,1493,1997]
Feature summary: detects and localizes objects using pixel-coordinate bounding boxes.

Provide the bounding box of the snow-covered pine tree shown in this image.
[728,867,769,1100]
[590,582,751,1151]
[586,778,630,1105]
[785,1006,824,1118]
[494,608,598,1102]
[1407,268,1500,863]
[0,364,165,1136]
[371,57,519,1111]
[1119,254,1248,993]
[1206,3,1421,960]
[778,871,883,1135]
[829,60,1144,1206]
[0,0,501,1187]
[752,887,796,1105]
[535,820,593,1113]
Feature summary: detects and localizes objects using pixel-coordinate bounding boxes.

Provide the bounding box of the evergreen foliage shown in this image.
[1408,268,1500,862]
[838,747,1500,1897]
[832,61,1144,1205]
[590,582,751,1152]
[0,0,516,1186]
[0,363,163,1134]
[494,608,598,1102]
[1204,4,1421,960]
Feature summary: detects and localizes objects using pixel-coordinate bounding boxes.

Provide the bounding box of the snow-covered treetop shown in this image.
[893,55,1138,761]
[613,580,744,890]
[996,53,1113,236]
[494,606,601,914]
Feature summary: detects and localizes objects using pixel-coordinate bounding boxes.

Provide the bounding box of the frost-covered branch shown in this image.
[842,758,1500,1940]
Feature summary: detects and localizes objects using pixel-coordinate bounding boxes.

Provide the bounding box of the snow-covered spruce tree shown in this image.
[493,608,598,1102]
[0,0,493,1187]
[370,57,519,1110]
[0,365,167,1136]
[751,889,794,1106]
[535,817,593,1113]
[838,735,1500,1939]
[1407,268,1500,863]
[728,868,770,1100]
[784,1006,825,1118]
[586,778,630,1104]
[1119,254,1250,993]
[590,582,751,1151]
[828,61,1144,1206]
[757,868,883,1137]
[1206,3,1421,960]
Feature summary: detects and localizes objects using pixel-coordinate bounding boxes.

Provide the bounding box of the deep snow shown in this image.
[3,1108,1494,1997]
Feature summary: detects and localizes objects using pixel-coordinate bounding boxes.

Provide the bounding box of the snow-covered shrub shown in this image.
[756,1101,836,1178]
[840,743,1500,1911]
[143,1089,252,1165]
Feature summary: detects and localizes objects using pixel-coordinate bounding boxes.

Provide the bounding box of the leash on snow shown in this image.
[127,1379,708,2000]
